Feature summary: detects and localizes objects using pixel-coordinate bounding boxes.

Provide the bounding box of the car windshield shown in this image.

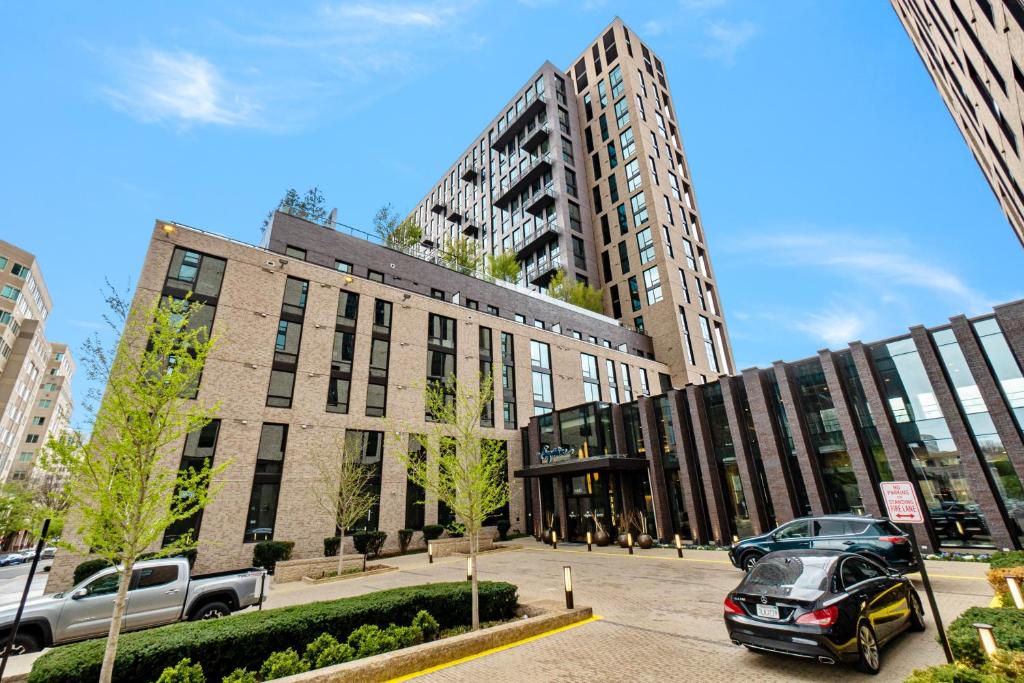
[741,556,833,600]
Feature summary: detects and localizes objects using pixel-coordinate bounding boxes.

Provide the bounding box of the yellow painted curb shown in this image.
[386,615,604,681]
[524,546,733,565]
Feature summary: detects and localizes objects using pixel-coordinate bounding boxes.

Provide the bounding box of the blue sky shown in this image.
[2,0,1022,414]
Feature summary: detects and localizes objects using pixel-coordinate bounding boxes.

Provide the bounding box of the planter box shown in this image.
[274,557,367,584]
[277,603,593,682]
[428,534,495,558]
[300,566,397,585]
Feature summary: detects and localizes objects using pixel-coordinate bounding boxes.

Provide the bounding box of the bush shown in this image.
[252,541,294,573]
[445,523,464,538]
[303,633,354,669]
[422,524,444,541]
[72,559,112,585]
[346,624,422,658]
[412,610,439,641]
[496,520,510,541]
[323,536,340,558]
[398,529,414,553]
[155,658,205,683]
[949,607,1024,667]
[221,670,258,683]
[987,566,1024,597]
[259,648,308,680]
[29,581,518,683]
[352,531,387,558]
[990,551,1024,569]
[906,649,1024,682]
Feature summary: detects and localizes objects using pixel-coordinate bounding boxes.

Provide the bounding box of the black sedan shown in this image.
[724,550,925,674]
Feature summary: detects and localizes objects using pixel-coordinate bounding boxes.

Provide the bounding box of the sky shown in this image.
[2,0,1023,416]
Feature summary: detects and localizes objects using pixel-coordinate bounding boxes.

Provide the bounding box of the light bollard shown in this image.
[467,557,473,582]
[552,530,558,550]
[586,531,592,552]
[627,532,634,555]
[974,623,998,657]
[675,534,683,558]
[1007,576,1024,609]
[428,543,433,564]
[563,565,574,609]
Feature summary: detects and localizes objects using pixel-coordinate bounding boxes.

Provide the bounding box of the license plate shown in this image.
[756,604,780,619]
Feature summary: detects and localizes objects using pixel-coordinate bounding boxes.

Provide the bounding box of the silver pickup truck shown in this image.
[0,558,267,654]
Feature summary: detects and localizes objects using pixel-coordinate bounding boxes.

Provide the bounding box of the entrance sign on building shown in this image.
[880,481,924,523]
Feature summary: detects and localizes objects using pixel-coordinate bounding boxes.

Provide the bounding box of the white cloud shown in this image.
[102,50,257,127]
[704,20,757,63]
[321,2,471,28]
[641,20,666,37]
[793,307,870,347]
[681,0,727,10]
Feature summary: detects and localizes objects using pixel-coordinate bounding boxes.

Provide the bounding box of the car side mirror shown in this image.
[70,588,87,600]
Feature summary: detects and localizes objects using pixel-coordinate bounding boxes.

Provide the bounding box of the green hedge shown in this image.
[28,581,518,683]
[949,607,1024,667]
[422,524,444,541]
[353,531,387,558]
[989,551,1024,570]
[323,536,341,558]
[72,559,112,586]
[251,541,293,573]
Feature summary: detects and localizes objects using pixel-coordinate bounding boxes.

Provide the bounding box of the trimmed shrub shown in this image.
[398,529,414,553]
[346,624,422,658]
[155,658,205,683]
[259,648,308,680]
[72,559,112,586]
[252,541,294,573]
[904,662,991,682]
[445,523,465,538]
[353,531,387,558]
[422,524,444,541]
[987,566,1024,597]
[323,536,341,558]
[28,581,518,683]
[221,670,258,683]
[949,607,1024,667]
[412,610,439,641]
[303,633,354,669]
[496,520,511,541]
[990,551,1024,569]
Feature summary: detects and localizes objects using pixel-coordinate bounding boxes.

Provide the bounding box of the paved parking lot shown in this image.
[267,540,992,682]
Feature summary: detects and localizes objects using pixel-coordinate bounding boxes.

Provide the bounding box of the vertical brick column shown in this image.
[686,385,731,545]
[848,341,940,551]
[638,396,673,541]
[773,362,828,515]
[527,419,543,537]
[668,389,709,543]
[611,403,629,454]
[911,326,1017,550]
[994,301,1024,365]
[951,315,1024,482]
[740,368,797,523]
[552,475,569,541]
[818,350,883,516]
[719,376,769,534]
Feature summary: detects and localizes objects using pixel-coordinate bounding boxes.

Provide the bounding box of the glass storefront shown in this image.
[703,383,753,539]
[836,351,894,483]
[736,383,776,528]
[872,338,994,548]
[974,318,1024,432]
[791,359,864,514]
[766,374,812,516]
[654,396,691,538]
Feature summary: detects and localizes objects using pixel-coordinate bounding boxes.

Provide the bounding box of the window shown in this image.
[602,251,613,281]
[583,92,593,120]
[426,314,457,419]
[0,256,6,270]
[405,438,427,529]
[335,260,352,273]
[18,452,32,463]
[625,158,641,192]
[367,269,384,283]
[327,297,357,415]
[683,239,696,270]
[581,353,601,401]
[431,288,445,300]
[668,172,681,200]
[639,368,650,396]
[266,370,295,408]
[609,64,624,98]
[515,313,526,324]
[366,299,393,416]
[628,276,642,311]
[610,284,622,318]
[598,79,608,107]
[572,236,586,269]
[620,363,633,401]
[24,434,39,444]
[620,127,635,159]
[607,142,618,169]
[630,192,648,225]
[679,307,695,365]
[599,114,609,141]
[617,204,628,233]
[38,399,51,408]
[618,242,631,274]
[647,155,659,185]
[568,201,582,233]
[31,416,44,426]
[695,279,706,310]
[284,245,306,261]
[614,98,630,128]
[281,277,308,316]
[10,264,28,278]
[634,316,645,333]
[243,424,288,542]
[565,169,578,198]
[164,248,226,298]
[608,175,619,202]
[643,267,663,304]
[343,430,384,532]
[501,332,518,429]
[134,565,178,590]
[636,228,654,264]
[699,315,719,372]
[1,286,20,301]
[530,340,554,412]
[840,557,884,588]
[606,359,619,403]
[163,421,221,545]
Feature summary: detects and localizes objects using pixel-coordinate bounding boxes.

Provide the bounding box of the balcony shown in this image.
[462,223,479,238]
[461,165,479,182]
[446,207,463,223]
[515,222,560,259]
[521,123,549,153]
[525,188,557,216]
[528,260,560,287]
[430,201,445,215]
[492,154,552,209]
[490,95,548,151]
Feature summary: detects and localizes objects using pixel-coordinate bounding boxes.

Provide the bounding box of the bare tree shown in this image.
[311,432,379,576]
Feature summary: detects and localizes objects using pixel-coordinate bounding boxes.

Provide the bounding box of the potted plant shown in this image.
[593,516,610,547]
[616,516,629,548]
[637,513,654,549]
[496,519,511,541]
[543,511,556,545]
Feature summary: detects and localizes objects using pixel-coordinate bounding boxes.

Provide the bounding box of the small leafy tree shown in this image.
[487,251,521,283]
[395,373,508,630]
[311,433,379,576]
[261,186,328,233]
[438,237,482,273]
[0,484,35,548]
[547,269,604,313]
[373,204,423,249]
[46,287,225,683]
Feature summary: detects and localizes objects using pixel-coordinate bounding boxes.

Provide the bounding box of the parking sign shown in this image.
[880,481,924,523]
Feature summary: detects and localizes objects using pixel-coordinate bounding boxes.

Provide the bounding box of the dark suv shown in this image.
[728,515,917,573]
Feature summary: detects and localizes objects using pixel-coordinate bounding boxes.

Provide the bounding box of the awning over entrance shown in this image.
[513,454,648,478]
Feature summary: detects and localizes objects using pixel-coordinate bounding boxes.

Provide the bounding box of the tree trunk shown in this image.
[337,530,345,577]
[470,529,479,630]
[99,561,133,683]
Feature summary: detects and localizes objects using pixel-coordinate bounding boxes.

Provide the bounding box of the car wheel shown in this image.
[742,552,762,572]
[855,622,881,675]
[191,601,230,621]
[4,632,41,656]
[908,591,926,632]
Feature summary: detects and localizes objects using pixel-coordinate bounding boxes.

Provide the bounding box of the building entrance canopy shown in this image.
[513,453,647,478]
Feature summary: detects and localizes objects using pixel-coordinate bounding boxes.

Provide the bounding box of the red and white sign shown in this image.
[881,481,924,523]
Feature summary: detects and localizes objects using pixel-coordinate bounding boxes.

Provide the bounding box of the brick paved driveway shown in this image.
[266,540,993,682]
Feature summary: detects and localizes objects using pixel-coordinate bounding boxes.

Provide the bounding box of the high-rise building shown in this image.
[892,0,1024,247]
[410,18,733,387]
[0,240,73,482]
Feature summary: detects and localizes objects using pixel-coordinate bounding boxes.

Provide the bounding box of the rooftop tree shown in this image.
[373,204,423,250]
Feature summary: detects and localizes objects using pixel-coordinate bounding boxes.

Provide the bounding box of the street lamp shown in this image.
[1007,577,1024,609]
[973,623,998,658]
[675,534,683,559]
[563,566,574,609]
